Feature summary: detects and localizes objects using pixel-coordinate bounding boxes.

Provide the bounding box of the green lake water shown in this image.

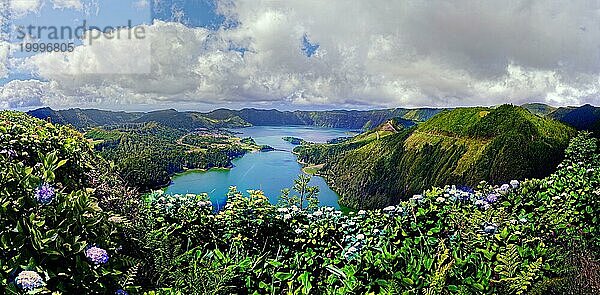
[165,126,357,210]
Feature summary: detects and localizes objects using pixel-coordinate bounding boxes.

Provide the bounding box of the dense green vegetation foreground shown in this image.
[1,111,599,294]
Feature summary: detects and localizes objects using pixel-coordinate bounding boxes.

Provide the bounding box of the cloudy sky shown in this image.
[1,0,599,111]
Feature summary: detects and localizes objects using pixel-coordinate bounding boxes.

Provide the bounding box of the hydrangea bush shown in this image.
[134,132,599,294]
[0,112,136,294]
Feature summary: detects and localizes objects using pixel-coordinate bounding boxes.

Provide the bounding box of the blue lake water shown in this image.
[165,126,357,209]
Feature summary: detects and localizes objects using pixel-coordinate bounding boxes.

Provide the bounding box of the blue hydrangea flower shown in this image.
[85,246,110,265]
[116,289,129,295]
[485,193,498,204]
[15,271,44,291]
[483,223,498,234]
[34,183,55,205]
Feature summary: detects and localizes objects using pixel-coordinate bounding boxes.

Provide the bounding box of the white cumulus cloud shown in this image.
[9,0,42,17]
[51,0,83,10]
[0,80,49,109]
[2,0,600,109]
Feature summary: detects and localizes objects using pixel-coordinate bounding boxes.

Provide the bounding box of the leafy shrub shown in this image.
[0,112,137,294]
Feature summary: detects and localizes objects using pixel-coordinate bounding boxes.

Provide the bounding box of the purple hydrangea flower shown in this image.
[499,184,511,193]
[485,193,498,204]
[34,183,55,205]
[116,290,129,295]
[15,271,44,291]
[461,186,476,195]
[85,246,110,265]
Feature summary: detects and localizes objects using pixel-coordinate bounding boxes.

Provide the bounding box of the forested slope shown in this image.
[298,105,576,208]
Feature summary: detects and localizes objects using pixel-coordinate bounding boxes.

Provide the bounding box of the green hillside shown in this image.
[521,103,557,116]
[86,122,262,190]
[27,107,143,130]
[298,105,576,209]
[548,104,600,133]
[29,107,444,131]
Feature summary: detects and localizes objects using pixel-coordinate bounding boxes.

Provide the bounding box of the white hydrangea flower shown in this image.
[383,206,395,212]
[510,180,520,189]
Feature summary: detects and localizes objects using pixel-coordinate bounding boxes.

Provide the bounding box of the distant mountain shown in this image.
[27,107,142,130]
[521,103,557,116]
[206,109,306,126]
[205,108,444,129]
[30,104,597,135]
[131,109,247,130]
[27,108,252,131]
[297,105,576,209]
[548,104,600,132]
[519,103,600,134]
[295,109,435,129]
[29,107,445,131]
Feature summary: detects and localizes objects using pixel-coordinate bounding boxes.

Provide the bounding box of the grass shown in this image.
[302,164,324,175]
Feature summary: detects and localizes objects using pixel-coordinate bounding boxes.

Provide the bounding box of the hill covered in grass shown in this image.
[297,105,576,209]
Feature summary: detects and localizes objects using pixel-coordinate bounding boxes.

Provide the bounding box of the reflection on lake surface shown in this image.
[165,126,357,209]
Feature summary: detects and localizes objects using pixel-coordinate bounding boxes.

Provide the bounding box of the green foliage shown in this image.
[128,132,599,294]
[0,111,135,294]
[3,111,599,294]
[282,136,308,145]
[298,105,576,209]
[278,174,320,211]
[87,123,248,191]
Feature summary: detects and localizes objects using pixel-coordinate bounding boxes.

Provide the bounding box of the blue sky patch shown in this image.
[301,34,319,57]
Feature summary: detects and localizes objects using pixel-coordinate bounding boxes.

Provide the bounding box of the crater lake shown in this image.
[165,126,358,209]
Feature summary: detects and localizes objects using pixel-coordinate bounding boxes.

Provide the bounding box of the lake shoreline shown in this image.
[165,126,351,209]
